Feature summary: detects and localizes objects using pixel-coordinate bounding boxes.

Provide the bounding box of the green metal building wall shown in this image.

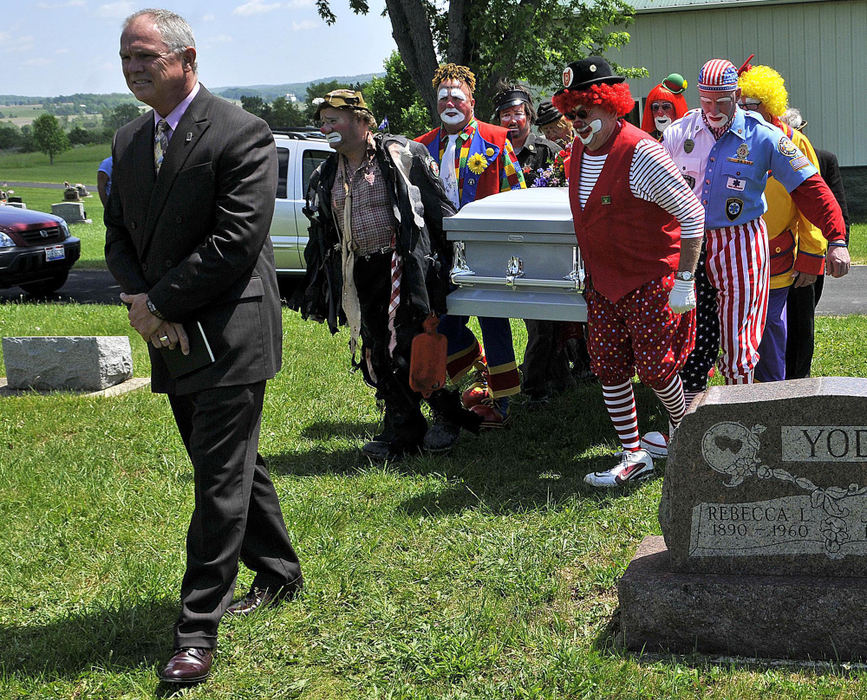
[611,0,865,168]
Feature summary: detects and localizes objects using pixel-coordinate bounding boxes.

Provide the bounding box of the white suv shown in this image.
[271,129,332,280]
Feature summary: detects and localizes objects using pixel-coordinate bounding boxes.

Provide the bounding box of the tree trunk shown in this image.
[447,0,471,66]
[384,0,441,123]
[476,0,544,111]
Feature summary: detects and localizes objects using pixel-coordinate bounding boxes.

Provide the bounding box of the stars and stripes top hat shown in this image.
[698,59,739,92]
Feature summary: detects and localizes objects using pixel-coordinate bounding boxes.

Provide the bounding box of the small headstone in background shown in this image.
[63,182,80,201]
[2,336,133,391]
[51,201,91,224]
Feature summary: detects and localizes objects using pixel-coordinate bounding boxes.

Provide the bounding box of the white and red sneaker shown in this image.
[583,449,654,488]
[639,431,669,459]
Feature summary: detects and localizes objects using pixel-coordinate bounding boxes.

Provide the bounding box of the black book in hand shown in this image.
[160,321,215,378]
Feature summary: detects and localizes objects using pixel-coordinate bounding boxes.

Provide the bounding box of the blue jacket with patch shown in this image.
[663,108,817,229]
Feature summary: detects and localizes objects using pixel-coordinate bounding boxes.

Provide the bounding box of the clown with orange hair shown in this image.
[641,73,689,141]
[553,57,706,487]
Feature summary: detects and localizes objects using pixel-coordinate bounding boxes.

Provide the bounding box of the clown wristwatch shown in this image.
[675,270,695,282]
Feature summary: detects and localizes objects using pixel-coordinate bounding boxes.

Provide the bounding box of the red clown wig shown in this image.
[552,82,634,120]
[640,83,688,133]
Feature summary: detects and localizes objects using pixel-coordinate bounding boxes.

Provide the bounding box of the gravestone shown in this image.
[3,336,133,391]
[51,201,91,224]
[63,183,80,201]
[617,378,867,660]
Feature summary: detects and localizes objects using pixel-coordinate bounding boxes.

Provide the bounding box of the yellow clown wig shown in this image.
[431,64,476,94]
[738,65,788,118]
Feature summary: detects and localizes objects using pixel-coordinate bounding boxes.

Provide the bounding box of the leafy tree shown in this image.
[68,126,92,146]
[68,125,108,146]
[31,113,70,164]
[104,103,142,132]
[0,122,23,150]
[314,0,638,117]
[240,95,272,123]
[270,97,306,128]
[365,52,430,137]
[20,124,36,152]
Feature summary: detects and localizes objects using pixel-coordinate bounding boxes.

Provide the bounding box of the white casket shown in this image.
[444,188,586,322]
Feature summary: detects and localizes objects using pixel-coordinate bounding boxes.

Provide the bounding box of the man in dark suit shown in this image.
[105,8,302,685]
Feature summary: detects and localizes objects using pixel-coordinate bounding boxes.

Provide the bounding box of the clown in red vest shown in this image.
[416,63,525,449]
[552,57,706,487]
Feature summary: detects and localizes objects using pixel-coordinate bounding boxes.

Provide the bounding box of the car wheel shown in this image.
[19,270,70,296]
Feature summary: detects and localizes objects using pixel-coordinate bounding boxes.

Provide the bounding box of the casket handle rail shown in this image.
[505,256,524,287]
[450,246,585,292]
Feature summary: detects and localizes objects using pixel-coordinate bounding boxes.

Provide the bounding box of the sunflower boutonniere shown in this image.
[467,153,487,175]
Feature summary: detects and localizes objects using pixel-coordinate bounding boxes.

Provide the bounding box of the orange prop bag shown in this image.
[409,314,447,397]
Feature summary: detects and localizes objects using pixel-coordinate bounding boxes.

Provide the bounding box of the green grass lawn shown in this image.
[1,306,866,698]
[0,143,111,186]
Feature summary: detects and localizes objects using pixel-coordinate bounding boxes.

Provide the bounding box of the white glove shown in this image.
[668,278,696,314]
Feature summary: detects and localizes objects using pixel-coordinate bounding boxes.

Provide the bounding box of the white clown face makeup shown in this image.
[318,107,366,153]
[437,80,474,133]
[654,116,673,132]
[576,119,603,145]
[699,88,739,129]
[651,100,675,133]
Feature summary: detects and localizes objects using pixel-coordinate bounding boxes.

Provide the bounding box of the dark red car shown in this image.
[0,205,81,295]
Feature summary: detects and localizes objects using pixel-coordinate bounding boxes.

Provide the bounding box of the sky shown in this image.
[2,0,398,98]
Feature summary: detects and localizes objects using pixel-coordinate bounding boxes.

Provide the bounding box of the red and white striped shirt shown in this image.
[578,139,704,239]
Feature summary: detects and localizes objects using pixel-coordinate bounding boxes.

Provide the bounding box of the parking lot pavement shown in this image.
[815,265,867,316]
[0,269,122,305]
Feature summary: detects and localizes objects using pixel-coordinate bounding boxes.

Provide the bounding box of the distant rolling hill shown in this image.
[212,73,383,102]
[0,73,384,109]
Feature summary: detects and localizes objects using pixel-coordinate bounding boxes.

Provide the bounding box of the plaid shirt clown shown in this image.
[416,118,525,208]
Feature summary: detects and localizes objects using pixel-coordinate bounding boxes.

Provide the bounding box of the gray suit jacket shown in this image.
[105,85,282,394]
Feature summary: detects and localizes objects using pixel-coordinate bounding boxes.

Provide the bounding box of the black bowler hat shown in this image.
[535,100,561,126]
[558,57,624,94]
[493,87,532,116]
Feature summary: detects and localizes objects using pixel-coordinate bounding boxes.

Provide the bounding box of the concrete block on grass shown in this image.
[2,336,133,391]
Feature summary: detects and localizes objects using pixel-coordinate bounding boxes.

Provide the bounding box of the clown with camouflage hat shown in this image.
[296,89,482,462]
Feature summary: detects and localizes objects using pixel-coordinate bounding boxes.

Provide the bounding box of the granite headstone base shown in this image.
[618,536,867,661]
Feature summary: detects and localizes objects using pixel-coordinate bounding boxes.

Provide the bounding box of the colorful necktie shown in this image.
[154,119,169,174]
[387,235,402,356]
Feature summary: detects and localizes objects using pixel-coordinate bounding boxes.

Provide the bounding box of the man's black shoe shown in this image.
[361,440,420,462]
[225,575,304,616]
[158,647,213,684]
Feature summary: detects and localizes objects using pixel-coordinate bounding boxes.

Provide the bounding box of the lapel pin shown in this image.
[185,132,193,143]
